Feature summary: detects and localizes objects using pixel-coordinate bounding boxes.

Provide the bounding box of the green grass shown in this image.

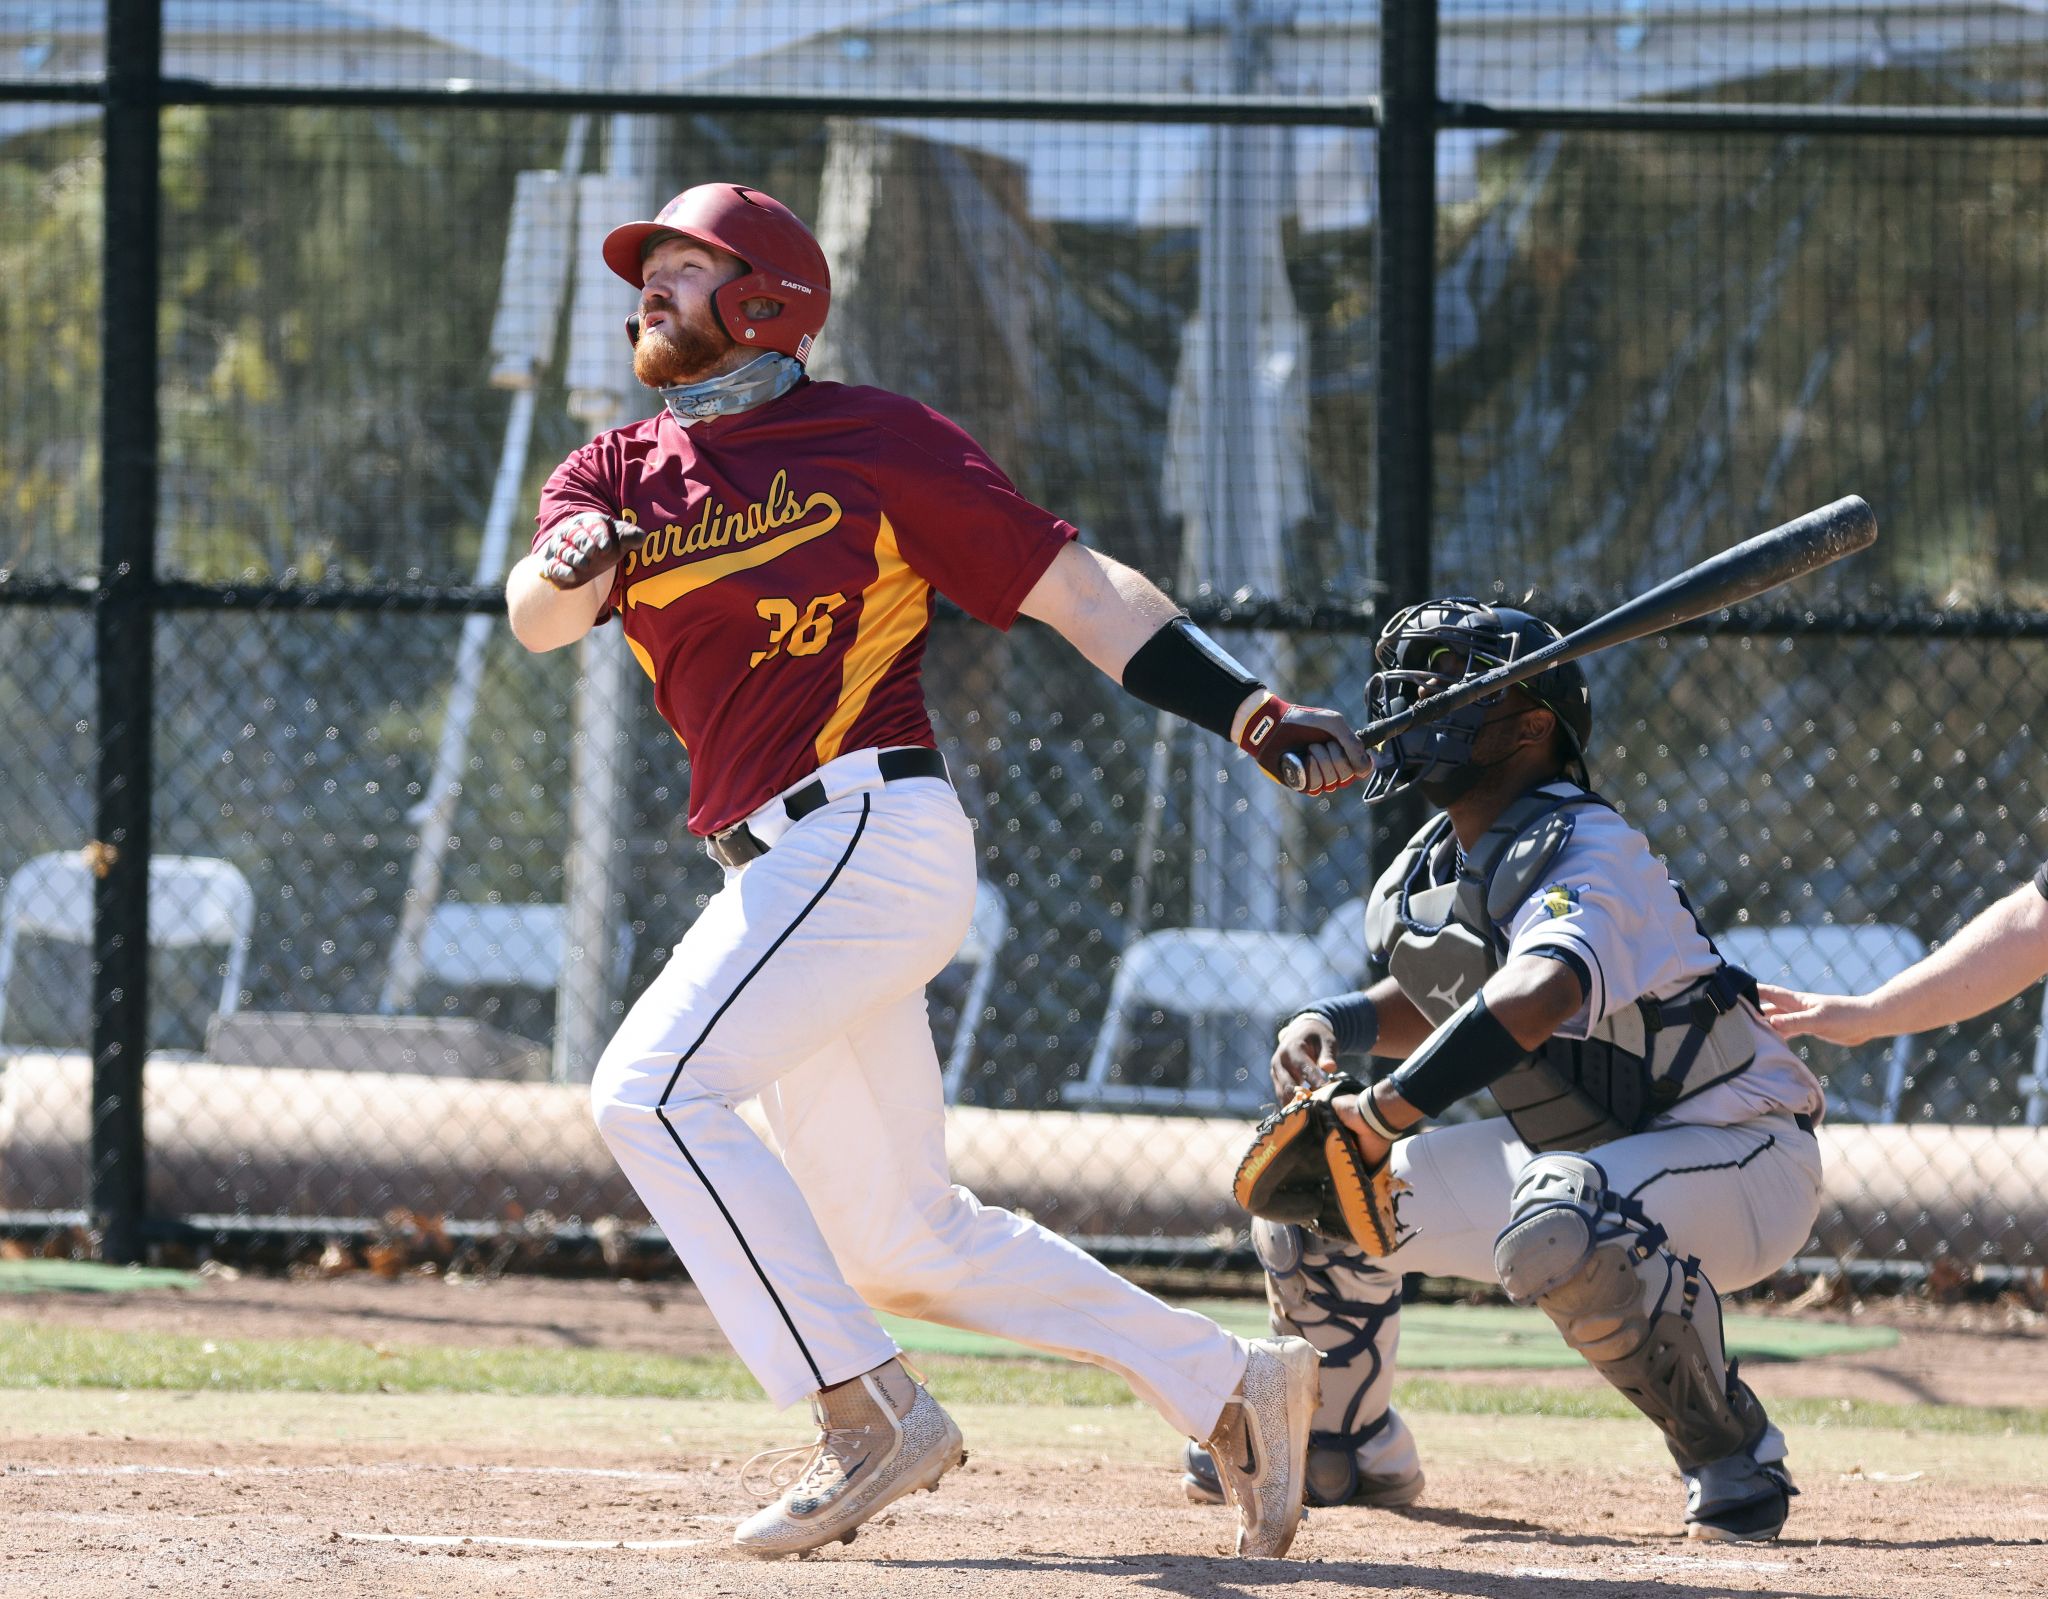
[0,1322,1134,1407]
[0,1261,1895,1369]
[0,1321,2031,1438]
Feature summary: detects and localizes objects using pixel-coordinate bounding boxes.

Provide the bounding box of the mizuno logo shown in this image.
[1426,974,1468,1010]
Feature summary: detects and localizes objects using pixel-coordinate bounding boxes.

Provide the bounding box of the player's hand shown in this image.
[1271,1012,1339,1102]
[1756,982,1881,1046]
[537,512,645,590]
[1236,696,1369,796]
[1329,1091,1395,1167]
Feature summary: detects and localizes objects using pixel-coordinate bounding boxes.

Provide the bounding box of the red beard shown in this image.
[633,311,728,388]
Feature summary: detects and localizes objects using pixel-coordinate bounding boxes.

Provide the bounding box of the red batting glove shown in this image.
[1237,694,1367,796]
[537,513,645,590]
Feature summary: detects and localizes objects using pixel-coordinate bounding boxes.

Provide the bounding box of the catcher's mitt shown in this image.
[1231,1077,1403,1255]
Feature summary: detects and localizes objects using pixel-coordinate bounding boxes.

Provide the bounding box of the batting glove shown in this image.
[537,513,645,590]
[1236,694,1367,796]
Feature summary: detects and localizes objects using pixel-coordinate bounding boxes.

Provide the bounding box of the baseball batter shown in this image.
[1195,597,1826,1542]
[505,182,1367,1559]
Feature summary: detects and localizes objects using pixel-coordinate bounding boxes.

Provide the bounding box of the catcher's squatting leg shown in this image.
[1185,1218,1424,1510]
[1492,1154,1797,1541]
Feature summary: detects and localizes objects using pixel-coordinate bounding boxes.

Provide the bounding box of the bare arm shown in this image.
[1335,953,1584,1156]
[1017,541,1367,792]
[506,552,608,652]
[1015,541,1180,677]
[506,511,644,653]
[1760,881,2048,1044]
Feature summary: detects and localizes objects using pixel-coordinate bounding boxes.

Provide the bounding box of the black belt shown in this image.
[1795,1112,1814,1135]
[705,747,950,870]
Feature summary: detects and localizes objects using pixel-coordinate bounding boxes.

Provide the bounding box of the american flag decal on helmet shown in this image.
[796,333,814,361]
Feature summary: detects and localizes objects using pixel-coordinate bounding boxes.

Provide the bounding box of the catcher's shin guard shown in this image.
[1493,1156,1795,1538]
[1260,1220,1422,1509]
[1182,1221,1422,1512]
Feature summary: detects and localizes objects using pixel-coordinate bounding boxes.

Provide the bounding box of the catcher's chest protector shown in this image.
[1364,784,1757,1152]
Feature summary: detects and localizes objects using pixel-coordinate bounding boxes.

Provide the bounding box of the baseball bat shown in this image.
[1280,494,1878,790]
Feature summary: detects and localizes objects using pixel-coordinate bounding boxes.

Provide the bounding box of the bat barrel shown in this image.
[1275,495,1876,791]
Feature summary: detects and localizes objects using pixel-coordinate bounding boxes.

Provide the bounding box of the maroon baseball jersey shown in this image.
[535,381,1077,835]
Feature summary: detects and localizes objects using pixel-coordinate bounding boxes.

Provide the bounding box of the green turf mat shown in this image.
[880,1300,1898,1368]
[0,1260,200,1294]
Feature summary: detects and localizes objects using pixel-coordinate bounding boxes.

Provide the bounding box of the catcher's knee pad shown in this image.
[1252,1218,1415,1507]
[1494,1154,1755,1469]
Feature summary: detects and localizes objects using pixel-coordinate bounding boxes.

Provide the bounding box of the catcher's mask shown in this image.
[1361,598,1592,804]
[605,183,830,364]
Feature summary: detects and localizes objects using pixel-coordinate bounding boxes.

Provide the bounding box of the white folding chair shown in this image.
[0,851,254,1045]
[1066,899,1368,1113]
[939,881,1009,1103]
[420,902,567,991]
[1713,922,1930,1123]
[417,900,636,1005]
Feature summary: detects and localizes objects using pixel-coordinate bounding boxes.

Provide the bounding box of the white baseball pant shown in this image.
[1384,1112,1825,1287]
[589,748,1248,1436]
[1307,1111,1824,1436]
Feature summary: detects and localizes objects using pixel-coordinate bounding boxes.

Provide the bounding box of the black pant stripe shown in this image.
[1623,1131,1778,1202]
[649,794,875,1393]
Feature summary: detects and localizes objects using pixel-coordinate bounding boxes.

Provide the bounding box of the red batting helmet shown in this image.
[602,183,830,364]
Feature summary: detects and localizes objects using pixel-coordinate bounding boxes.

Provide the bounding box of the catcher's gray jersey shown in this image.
[1382,800,1826,1130]
[1494,804,1823,1127]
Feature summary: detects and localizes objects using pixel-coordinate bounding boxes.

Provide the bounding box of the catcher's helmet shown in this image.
[1361,597,1592,804]
[602,183,830,364]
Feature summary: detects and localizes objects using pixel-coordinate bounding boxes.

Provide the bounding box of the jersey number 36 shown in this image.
[751,593,846,667]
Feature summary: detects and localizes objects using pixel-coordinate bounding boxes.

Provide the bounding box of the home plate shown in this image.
[1641,1554,1789,1572]
[341,1531,705,1552]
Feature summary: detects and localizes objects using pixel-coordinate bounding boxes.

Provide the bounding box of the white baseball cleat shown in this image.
[1184,1408,1425,1510]
[732,1368,967,1558]
[1202,1335,1319,1558]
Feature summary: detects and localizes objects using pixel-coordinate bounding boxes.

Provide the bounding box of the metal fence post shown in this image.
[1372,0,1440,862]
[1376,0,1437,608]
[91,0,163,1263]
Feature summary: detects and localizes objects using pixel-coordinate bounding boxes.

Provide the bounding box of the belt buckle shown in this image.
[707,822,768,870]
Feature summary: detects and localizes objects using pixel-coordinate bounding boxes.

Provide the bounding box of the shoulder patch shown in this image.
[1539,882,1579,919]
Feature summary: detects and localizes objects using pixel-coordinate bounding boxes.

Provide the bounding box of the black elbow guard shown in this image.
[1384,992,1528,1119]
[1120,616,1264,740]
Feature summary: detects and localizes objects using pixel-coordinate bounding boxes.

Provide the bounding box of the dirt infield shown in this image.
[4,1271,2044,1598]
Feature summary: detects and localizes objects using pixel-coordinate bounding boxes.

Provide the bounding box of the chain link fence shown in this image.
[1,2,2042,1284]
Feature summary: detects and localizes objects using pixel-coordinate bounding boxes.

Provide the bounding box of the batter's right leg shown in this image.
[589,786,987,1556]
[1184,1219,1422,1510]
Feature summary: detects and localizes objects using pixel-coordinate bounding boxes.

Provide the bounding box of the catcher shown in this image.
[1190,596,1825,1542]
